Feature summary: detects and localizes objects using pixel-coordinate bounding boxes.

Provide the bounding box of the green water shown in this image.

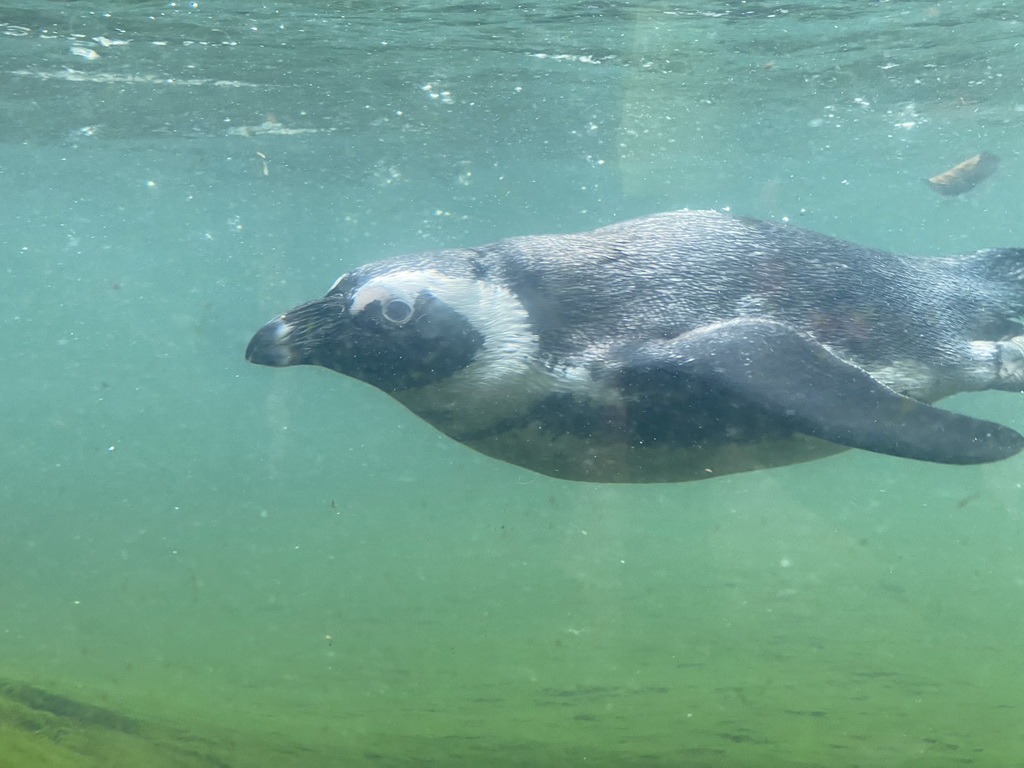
[3,1,1024,765]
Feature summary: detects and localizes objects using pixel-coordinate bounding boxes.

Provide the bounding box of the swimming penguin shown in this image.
[246,209,1024,483]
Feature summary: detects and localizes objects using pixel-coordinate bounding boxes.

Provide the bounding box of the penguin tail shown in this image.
[964,247,1024,283]
[956,248,1024,340]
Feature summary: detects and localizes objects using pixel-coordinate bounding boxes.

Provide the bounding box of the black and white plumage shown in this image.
[246,209,1024,483]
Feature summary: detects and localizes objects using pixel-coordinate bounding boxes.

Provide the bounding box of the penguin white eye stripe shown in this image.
[348,270,445,314]
[349,269,530,327]
[347,268,538,380]
[350,282,407,314]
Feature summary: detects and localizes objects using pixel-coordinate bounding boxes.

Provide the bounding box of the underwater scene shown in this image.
[3,1,1024,765]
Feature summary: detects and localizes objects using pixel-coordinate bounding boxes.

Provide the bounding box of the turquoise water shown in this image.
[3,1,1024,765]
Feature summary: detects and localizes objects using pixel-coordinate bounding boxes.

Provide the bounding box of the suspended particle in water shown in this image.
[70,46,99,60]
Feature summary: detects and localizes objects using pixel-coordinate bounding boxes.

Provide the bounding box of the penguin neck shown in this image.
[390,356,555,437]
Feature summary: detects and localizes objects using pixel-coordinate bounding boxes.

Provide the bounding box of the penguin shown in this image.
[245,209,1024,483]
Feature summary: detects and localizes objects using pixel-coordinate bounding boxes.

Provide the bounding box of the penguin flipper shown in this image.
[623,318,1024,465]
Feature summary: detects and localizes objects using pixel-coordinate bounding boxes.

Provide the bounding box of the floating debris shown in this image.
[925,152,1000,196]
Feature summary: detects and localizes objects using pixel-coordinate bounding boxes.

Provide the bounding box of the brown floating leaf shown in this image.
[926,152,1000,196]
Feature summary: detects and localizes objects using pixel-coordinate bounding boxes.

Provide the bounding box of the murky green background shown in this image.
[3,1,1024,765]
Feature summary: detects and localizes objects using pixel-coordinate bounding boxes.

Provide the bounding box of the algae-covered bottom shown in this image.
[0,660,1018,768]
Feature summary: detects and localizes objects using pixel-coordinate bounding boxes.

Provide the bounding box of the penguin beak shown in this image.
[246,295,350,368]
[245,316,303,367]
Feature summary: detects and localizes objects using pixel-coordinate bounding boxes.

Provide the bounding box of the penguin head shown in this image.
[246,254,538,394]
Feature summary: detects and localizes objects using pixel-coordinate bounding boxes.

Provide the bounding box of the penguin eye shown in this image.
[382,298,414,324]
